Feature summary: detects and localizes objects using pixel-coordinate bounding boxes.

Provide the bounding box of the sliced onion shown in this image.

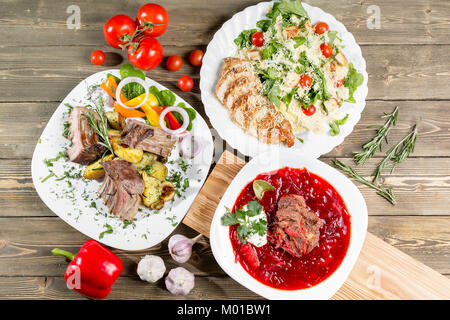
[115,76,149,110]
[159,106,190,136]
[92,86,114,108]
[179,134,203,158]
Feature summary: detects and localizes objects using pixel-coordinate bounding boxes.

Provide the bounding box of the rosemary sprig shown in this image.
[332,159,396,205]
[85,102,113,155]
[372,118,420,183]
[353,106,399,165]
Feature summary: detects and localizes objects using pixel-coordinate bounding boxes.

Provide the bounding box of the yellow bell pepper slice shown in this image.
[125,93,159,108]
[124,93,160,127]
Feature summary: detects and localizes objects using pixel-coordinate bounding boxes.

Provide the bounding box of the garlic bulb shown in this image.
[168,234,203,263]
[165,267,195,295]
[137,255,166,283]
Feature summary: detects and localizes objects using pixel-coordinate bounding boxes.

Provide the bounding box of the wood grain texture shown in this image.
[1,45,450,102]
[1,100,448,159]
[183,151,450,300]
[0,0,449,46]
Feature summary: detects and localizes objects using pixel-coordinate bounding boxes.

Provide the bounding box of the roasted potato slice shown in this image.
[141,172,162,208]
[146,161,168,181]
[160,181,175,202]
[107,129,122,140]
[135,153,158,171]
[105,111,125,130]
[83,154,115,180]
[111,138,143,163]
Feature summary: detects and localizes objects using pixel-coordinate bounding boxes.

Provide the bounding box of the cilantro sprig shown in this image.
[221,201,267,244]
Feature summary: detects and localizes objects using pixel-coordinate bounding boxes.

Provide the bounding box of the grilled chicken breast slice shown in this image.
[215,58,295,147]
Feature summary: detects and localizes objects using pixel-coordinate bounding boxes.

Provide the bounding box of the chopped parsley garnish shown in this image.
[329,114,349,136]
[221,201,267,244]
[99,223,113,239]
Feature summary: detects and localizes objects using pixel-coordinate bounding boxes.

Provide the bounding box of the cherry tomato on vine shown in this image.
[136,3,169,37]
[251,31,265,47]
[315,22,329,35]
[90,50,105,66]
[302,105,316,116]
[127,36,163,70]
[166,55,183,72]
[103,14,136,49]
[178,75,194,92]
[320,43,333,58]
[189,50,204,67]
[336,79,344,88]
[298,74,312,88]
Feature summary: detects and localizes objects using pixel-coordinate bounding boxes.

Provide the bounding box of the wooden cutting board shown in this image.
[183,151,450,300]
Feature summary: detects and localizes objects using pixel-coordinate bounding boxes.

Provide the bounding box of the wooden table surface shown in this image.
[0,0,449,299]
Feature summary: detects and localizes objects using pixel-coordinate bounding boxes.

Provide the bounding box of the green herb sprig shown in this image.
[332,159,396,205]
[372,118,420,182]
[221,201,267,244]
[353,106,399,165]
[85,102,113,155]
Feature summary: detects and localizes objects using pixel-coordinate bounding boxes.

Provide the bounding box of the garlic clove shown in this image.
[168,233,203,263]
[137,255,166,283]
[165,267,195,295]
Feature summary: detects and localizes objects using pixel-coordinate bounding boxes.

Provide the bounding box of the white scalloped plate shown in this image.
[200,1,368,158]
[210,150,368,300]
[31,70,214,251]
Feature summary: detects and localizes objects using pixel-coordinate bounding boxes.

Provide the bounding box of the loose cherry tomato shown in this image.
[103,15,136,49]
[315,22,329,35]
[298,74,312,88]
[166,55,183,72]
[178,75,194,92]
[189,50,204,67]
[90,50,105,66]
[136,3,169,37]
[320,43,333,58]
[127,36,163,70]
[336,79,344,88]
[302,105,316,116]
[251,31,265,47]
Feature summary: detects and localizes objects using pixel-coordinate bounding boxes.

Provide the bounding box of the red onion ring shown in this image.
[179,134,203,158]
[159,106,190,136]
[115,76,149,110]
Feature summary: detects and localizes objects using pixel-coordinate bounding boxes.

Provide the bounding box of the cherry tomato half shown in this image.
[136,3,169,37]
[127,36,163,71]
[178,75,194,92]
[315,22,329,35]
[336,79,344,88]
[302,105,316,116]
[166,55,183,72]
[103,14,136,49]
[251,31,265,47]
[189,50,204,67]
[90,50,105,66]
[298,74,312,88]
[320,43,333,58]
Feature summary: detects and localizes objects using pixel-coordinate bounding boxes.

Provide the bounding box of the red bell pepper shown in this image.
[52,239,123,299]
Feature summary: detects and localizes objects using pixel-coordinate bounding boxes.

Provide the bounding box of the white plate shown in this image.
[31,70,214,251]
[200,1,368,158]
[210,149,368,300]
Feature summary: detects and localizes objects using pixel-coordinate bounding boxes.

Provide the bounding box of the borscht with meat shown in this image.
[222,167,351,290]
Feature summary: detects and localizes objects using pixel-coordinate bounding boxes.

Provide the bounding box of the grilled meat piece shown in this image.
[215,57,295,147]
[66,106,107,165]
[98,160,145,221]
[121,119,177,158]
[271,194,323,257]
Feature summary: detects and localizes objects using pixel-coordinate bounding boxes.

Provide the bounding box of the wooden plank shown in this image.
[0,0,449,46]
[0,216,448,277]
[1,155,449,217]
[1,100,448,159]
[1,45,450,101]
[183,151,450,299]
[0,276,262,300]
